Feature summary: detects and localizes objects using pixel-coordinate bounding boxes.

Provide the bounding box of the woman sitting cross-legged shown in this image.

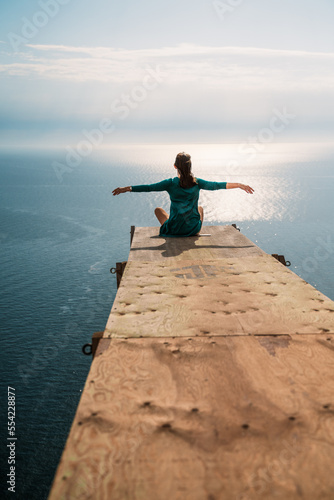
[112,152,254,237]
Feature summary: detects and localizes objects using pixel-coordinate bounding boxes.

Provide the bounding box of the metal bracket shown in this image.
[130,225,135,245]
[110,261,128,288]
[271,254,291,267]
[82,331,104,358]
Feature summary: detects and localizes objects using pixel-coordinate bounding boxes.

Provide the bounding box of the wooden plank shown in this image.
[48,334,334,500]
[104,255,334,338]
[129,225,266,261]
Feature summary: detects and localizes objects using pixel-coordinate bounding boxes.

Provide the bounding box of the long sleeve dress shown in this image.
[131,177,227,237]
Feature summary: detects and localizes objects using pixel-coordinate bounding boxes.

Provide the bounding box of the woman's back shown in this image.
[164,176,201,237]
[131,176,227,237]
[112,151,254,237]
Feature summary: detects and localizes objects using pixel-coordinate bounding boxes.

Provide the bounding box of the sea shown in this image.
[1,142,334,499]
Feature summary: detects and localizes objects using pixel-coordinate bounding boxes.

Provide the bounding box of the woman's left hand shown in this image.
[239,184,254,194]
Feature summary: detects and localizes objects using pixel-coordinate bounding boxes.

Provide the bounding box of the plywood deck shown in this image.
[128,225,265,261]
[104,256,334,338]
[49,226,334,500]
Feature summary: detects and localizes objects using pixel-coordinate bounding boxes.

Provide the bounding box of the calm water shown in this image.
[1,142,334,498]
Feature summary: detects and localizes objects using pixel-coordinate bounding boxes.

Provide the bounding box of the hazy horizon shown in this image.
[1,1,334,147]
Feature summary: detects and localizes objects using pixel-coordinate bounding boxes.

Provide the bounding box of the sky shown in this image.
[0,0,334,146]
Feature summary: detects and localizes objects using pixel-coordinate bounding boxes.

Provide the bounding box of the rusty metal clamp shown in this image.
[271,254,291,267]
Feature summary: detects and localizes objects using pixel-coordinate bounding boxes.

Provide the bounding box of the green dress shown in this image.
[131,177,227,237]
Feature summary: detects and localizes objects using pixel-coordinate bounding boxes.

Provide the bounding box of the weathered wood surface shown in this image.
[49,334,334,500]
[49,226,334,500]
[128,225,265,261]
[104,255,334,338]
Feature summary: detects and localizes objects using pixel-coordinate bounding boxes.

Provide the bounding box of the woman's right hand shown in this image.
[112,186,130,195]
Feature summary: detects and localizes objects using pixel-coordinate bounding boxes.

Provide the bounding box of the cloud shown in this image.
[25,43,334,59]
[0,43,333,91]
[1,43,333,144]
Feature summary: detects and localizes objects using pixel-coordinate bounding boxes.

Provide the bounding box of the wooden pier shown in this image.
[49,225,334,500]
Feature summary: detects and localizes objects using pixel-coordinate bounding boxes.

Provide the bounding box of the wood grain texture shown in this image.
[104,255,334,338]
[49,226,334,499]
[128,225,265,261]
[48,334,334,500]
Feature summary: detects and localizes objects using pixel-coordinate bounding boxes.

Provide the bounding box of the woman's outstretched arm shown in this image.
[112,186,131,195]
[226,183,254,194]
[196,179,254,194]
[113,179,172,195]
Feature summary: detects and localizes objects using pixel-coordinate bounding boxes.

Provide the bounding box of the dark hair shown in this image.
[174,152,198,189]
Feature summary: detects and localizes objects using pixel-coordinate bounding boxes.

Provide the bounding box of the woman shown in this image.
[112,152,254,237]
